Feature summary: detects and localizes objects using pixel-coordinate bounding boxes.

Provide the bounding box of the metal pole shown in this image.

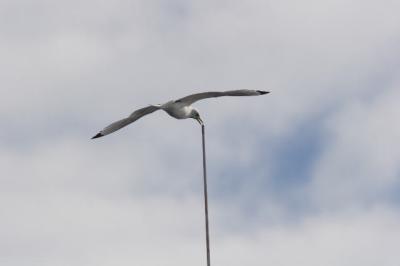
[201,124,211,266]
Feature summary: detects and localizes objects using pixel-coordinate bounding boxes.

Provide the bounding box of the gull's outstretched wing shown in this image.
[91,105,160,139]
[176,90,269,105]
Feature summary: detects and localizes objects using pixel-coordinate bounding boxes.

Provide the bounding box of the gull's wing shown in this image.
[176,90,269,105]
[91,105,160,139]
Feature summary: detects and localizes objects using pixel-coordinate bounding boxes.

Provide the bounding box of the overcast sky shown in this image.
[1,0,400,265]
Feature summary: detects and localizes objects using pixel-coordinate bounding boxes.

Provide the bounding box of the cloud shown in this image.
[310,83,400,209]
[216,206,400,266]
[1,0,400,265]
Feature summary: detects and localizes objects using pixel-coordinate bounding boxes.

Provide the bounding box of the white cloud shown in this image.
[310,83,400,208]
[1,0,400,265]
[216,206,400,266]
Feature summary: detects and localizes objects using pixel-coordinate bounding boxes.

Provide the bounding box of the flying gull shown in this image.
[91,89,269,139]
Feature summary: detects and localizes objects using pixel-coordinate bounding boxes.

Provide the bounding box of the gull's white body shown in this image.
[160,101,194,119]
[92,89,269,139]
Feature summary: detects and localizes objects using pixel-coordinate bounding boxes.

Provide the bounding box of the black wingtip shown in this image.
[257,90,270,95]
[91,132,104,139]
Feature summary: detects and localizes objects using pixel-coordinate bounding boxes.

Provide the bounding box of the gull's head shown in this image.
[191,109,203,125]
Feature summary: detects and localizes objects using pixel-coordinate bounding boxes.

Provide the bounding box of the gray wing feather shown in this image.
[99,105,160,136]
[177,90,268,105]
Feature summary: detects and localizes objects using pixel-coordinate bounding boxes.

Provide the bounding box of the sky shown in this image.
[1,0,400,265]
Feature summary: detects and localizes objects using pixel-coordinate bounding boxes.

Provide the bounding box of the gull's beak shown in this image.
[196,116,204,125]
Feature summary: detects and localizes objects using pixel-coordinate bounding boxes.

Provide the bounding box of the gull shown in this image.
[91,89,269,139]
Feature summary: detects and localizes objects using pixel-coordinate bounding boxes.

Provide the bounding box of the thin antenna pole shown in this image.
[201,124,211,266]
